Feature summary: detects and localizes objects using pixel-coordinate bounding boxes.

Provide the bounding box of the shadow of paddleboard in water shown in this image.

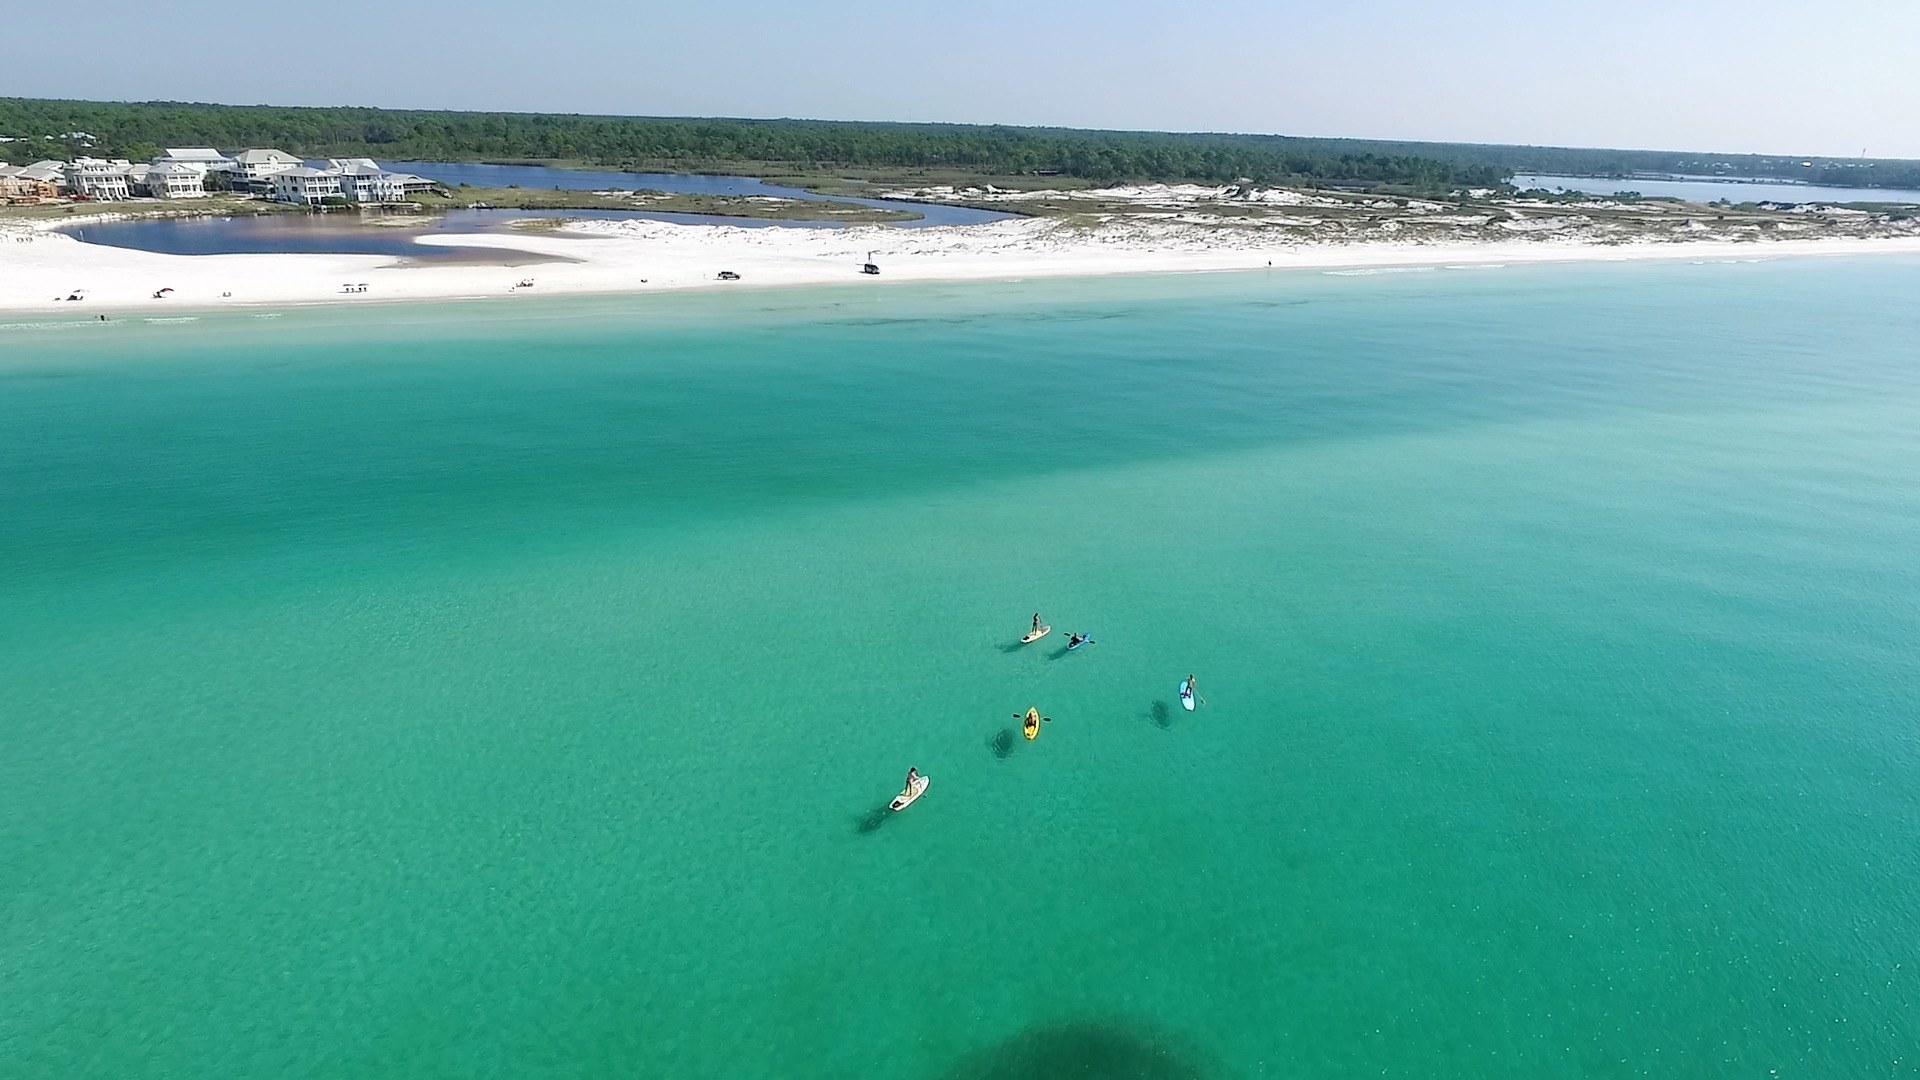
[933,1017,1227,1080]
[854,802,893,835]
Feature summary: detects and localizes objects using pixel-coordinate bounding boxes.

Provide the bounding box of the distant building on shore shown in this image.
[18,147,437,206]
[0,165,62,204]
[255,158,438,204]
[270,166,345,205]
[15,160,68,187]
[231,148,303,187]
[326,159,403,203]
[65,157,133,200]
[150,161,209,199]
[322,158,436,203]
[157,147,236,175]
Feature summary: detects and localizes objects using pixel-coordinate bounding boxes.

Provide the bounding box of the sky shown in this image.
[6,0,1918,158]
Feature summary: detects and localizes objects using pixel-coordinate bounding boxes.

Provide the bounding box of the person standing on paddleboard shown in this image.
[904,766,920,792]
[1184,675,1198,700]
[1032,612,1043,635]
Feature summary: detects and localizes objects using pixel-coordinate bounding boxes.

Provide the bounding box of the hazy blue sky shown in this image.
[7,0,1917,157]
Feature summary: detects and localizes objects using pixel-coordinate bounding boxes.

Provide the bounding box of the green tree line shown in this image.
[7,98,1914,191]
[0,98,1508,189]
[1368,139,1920,190]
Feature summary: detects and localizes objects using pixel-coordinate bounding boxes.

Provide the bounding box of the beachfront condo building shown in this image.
[65,157,132,200]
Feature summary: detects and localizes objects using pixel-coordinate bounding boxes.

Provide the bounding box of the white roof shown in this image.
[18,161,65,181]
[161,147,230,162]
[278,166,341,179]
[152,162,201,176]
[233,148,300,164]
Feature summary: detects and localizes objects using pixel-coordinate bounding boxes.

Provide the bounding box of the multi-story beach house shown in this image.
[270,166,344,204]
[156,147,236,175]
[230,148,303,186]
[327,159,407,203]
[149,162,208,199]
[64,157,132,200]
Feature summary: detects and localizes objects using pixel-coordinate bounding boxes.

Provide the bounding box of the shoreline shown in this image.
[6,215,1920,317]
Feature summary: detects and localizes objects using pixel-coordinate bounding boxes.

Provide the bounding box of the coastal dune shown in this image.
[6,214,1920,314]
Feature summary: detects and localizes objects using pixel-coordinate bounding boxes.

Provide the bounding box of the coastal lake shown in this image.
[6,260,1920,1078]
[1515,172,1920,205]
[63,207,842,262]
[61,164,1010,258]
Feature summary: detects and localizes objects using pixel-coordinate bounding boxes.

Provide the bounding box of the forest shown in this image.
[0,98,1503,189]
[5,98,1915,191]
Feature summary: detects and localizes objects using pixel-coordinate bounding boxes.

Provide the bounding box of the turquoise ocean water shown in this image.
[4,260,1919,1078]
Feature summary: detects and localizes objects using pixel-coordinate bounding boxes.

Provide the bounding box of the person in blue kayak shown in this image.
[1067,632,1089,648]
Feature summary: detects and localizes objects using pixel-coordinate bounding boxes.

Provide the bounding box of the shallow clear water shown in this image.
[5,261,1920,1078]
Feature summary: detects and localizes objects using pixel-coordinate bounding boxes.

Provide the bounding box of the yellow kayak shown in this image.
[1023,707,1041,740]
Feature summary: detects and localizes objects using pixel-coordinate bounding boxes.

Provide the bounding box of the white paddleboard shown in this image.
[1021,625,1052,644]
[1179,682,1195,711]
[890,775,930,811]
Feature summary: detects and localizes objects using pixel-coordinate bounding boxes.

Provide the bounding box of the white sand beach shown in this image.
[6,209,1920,315]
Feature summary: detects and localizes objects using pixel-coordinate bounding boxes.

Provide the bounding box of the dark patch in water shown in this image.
[1046,644,1072,661]
[833,315,989,329]
[0,368,87,382]
[990,728,1016,759]
[997,640,1029,654]
[854,803,892,834]
[1149,701,1172,729]
[933,1018,1227,1080]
